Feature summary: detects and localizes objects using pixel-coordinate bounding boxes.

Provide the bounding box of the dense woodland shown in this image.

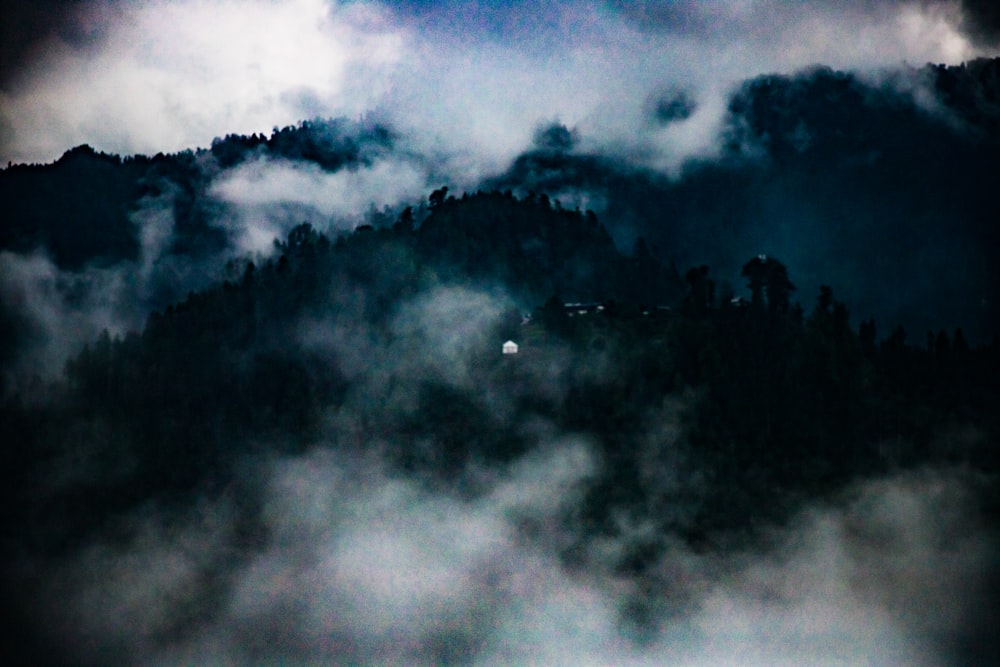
[5,59,998,340]
[3,189,998,569]
[2,57,1000,665]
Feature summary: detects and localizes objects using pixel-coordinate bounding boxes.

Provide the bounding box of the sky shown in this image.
[1,0,998,172]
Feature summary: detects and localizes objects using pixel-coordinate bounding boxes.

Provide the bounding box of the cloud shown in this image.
[21,431,997,666]
[296,283,548,438]
[5,268,994,664]
[958,0,1000,46]
[669,468,999,667]
[0,180,235,395]
[3,0,994,176]
[0,0,115,90]
[27,440,598,665]
[377,0,989,180]
[387,286,513,385]
[0,0,404,165]
[0,250,130,397]
[210,155,429,252]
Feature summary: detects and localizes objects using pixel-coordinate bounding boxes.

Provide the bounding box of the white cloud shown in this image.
[210,155,429,252]
[0,186,234,396]
[0,250,130,394]
[33,443,993,666]
[1,0,405,165]
[212,156,427,217]
[2,0,990,175]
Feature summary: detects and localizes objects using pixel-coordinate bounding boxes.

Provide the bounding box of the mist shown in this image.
[2,2,1000,665]
[18,441,999,665]
[210,155,429,253]
[0,250,129,398]
[4,259,997,664]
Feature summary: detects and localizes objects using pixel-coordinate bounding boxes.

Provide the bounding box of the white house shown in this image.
[502,340,519,354]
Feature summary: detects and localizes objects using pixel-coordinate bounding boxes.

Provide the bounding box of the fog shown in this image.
[2,2,999,665]
[4,275,997,665]
[210,155,430,253]
[0,250,129,397]
[22,445,998,666]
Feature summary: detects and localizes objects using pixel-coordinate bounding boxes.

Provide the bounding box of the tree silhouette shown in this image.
[741,254,795,315]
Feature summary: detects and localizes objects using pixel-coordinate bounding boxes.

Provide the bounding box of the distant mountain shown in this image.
[6,186,997,565]
[2,59,999,337]
[0,118,398,269]
[491,58,1000,341]
[0,145,145,267]
[3,130,999,667]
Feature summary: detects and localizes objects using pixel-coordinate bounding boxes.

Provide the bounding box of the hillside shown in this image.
[5,187,999,548]
[2,59,1000,667]
[3,61,999,342]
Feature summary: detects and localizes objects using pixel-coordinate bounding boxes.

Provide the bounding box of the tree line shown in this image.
[2,189,997,566]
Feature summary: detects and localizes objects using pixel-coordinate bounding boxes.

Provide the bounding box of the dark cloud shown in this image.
[960,0,1000,46]
[611,0,1000,50]
[0,0,114,90]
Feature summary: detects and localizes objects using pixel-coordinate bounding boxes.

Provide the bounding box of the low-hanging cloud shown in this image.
[651,468,997,667]
[210,155,429,252]
[4,260,996,665]
[0,176,242,394]
[0,250,133,398]
[22,434,997,666]
[30,439,599,666]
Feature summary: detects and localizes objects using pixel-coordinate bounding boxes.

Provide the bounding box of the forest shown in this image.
[2,58,999,666]
[3,188,999,663]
